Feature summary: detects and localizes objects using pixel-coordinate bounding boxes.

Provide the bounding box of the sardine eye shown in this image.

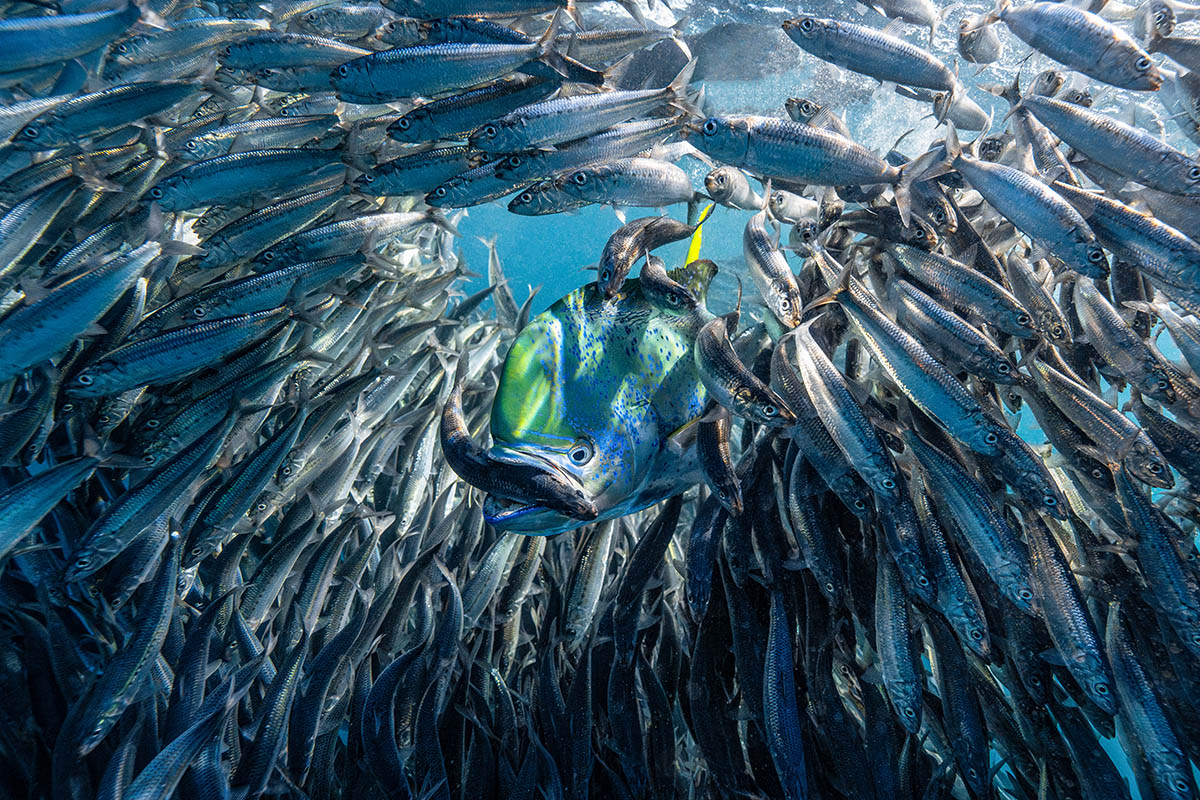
[432,187,447,198]
[396,118,410,130]
[149,187,163,200]
[192,306,207,318]
[882,478,896,490]
[702,119,718,135]
[1135,56,1151,71]
[1017,313,1031,326]
[667,294,679,305]
[74,556,91,570]
[1087,247,1105,263]
[337,64,350,77]
[1092,468,1105,479]
[1043,495,1057,507]
[762,404,778,417]
[1175,779,1189,793]
[917,575,929,587]
[985,431,998,444]
[1018,588,1033,601]
[569,439,594,465]
[1051,324,1065,337]
[519,192,532,203]
[1189,166,1200,181]
[185,140,197,150]
[256,502,268,512]
[903,707,916,718]
[304,11,316,21]
[507,155,522,168]
[800,17,815,32]
[854,499,866,510]
[483,125,498,138]
[970,629,983,641]
[1149,463,1163,474]
[600,269,611,282]
[22,126,37,138]
[76,374,94,385]
[998,363,1011,374]
[572,172,587,186]
[142,455,156,465]
[1157,379,1170,390]
[779,297,791,312]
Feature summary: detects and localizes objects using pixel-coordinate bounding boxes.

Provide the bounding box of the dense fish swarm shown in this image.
[3,0,1200,798]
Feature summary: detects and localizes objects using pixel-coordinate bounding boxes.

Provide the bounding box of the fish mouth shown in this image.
[482,495,549,526]
[485,443,599,524]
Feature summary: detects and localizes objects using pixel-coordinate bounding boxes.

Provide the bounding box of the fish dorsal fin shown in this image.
[668,258,718,304]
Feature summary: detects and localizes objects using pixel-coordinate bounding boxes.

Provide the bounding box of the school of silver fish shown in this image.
[2,0,1200,798]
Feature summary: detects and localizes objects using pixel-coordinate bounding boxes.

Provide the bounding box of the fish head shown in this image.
[686,115,752,166]
[781,16,833,54]
[481,262,718,535]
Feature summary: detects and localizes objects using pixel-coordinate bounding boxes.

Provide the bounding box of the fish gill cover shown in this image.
[0,0,1199,798]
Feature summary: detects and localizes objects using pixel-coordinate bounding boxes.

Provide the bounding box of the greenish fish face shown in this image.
[484,268,716,535]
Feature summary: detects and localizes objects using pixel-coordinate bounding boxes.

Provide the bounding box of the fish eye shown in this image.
[1189,166,1200,181]
[970,629,983,641]
[985,431,998,444]
[185,140,198,150]
[519,192,532,203]
[507,155,522,168]
[1175,779,1190,793]
[917,575,929,587]
[21,126,37,138]
[149,187,163,200]
[282,465,293,475]
[854,499,866,510]
[483,125,498,138]
[569,439,594,465]
[1092,468,1105,479]
[762,404,778,417]
[1088,247,1105,263]
[825,581,835,593]
[998,363,1011,374]
[572,172,587,186]
[142,455,156,464]
[1157,379,1170,390]
[1094,681,1109,695]
[73,556,91,569]
[76,373,94,385]
[1019,588,1033,601]
[256,502,268,512]
[432,187,447,198]
[800,17,815,32]
[667,294,680,305]
[304,11,316,21]
[396,118,410,130]
[1043,495,1057,507]
[702,119,718,135]
[337,64,350,77]
[1136,56,1151,71]
[361,173,374,183]
[98,414,111,424]
[1017,313,1031,326]
[1051,324,1065,337]
[192,306,207,318]
[779,297,791,311]
[903,707,916,718]
[1149,463,1163,474]
[882,478,896,490]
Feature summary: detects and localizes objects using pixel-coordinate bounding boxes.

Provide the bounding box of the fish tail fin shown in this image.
[895,143,945,227]
[666,58,701,117]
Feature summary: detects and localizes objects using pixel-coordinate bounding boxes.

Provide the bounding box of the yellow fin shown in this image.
[686,203,713,265]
